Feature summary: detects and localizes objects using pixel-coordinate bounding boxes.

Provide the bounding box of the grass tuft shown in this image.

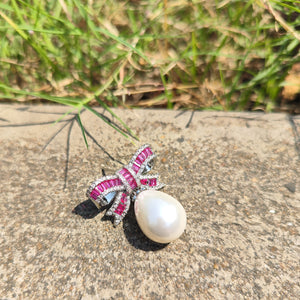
[0,0,299,118]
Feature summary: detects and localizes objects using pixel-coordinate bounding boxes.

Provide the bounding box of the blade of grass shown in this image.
[225,50,250,109]
[11,0,25,24]
[97,27,152,65]
[191,31,197,81]
[0,10,28,40]
[0,10,54,67]
[53,107,77,125]
[76,113,89,149]
[160,70,173,109]
[83,104,131,140]
[14,0,77,30]
[0,26,81,35]
[95,95,139,141]
[79,60,127,107]
[0,83,81,106]
[271,0,300,13]
[262,0,300,42]
[0,3,13,11]
[72,0,151,66]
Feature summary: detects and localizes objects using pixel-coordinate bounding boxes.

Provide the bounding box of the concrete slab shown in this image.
[0,104,299,299]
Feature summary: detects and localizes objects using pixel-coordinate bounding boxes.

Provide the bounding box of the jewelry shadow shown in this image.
[122,209,169,252]
[72,200,168,251]
[72,199,103,219]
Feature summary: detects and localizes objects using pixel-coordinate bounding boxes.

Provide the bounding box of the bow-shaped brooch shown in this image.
[86,144,165,225]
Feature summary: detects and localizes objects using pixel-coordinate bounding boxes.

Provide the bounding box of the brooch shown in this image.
[86,144,186,244]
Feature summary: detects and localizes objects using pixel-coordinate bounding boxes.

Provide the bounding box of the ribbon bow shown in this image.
[87,145,164,225]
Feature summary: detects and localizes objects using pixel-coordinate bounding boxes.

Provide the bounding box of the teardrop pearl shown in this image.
[134,190,186,244]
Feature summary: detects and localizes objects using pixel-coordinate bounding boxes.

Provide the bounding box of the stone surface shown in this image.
[0,104,299,299]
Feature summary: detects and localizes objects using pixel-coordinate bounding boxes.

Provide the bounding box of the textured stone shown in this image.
[0,104,299,299]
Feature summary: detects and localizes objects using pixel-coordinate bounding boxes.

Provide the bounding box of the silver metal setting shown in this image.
[85,144,164,225]
[106,193,131,226]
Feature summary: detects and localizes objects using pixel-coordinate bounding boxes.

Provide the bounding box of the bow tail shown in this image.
[105,191,131,226]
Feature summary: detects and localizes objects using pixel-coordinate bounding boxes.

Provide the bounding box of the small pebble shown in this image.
[287,222,293,226]
[207,190,215,196]
[269,209,276,214]
[189,247,195,254]
[284,182,296,193]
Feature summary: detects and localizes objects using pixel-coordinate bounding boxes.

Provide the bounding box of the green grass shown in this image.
[0,0,299,139]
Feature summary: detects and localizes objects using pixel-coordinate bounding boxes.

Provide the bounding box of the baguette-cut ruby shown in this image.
[136,156,143,164]
[119,168,127,175]
[130,180,137,189]
[138,153,145,160]
[90,189,100,200]
[132,164,140,173]
[120,194,127,204]
[140,179,148,185]
[149,178,157,186]
[97,184,104,192]
[115,203,125,215]
[102,181,108,189]
[126,176,137,189]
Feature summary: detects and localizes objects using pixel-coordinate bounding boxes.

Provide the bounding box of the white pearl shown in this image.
[134,190,186,244]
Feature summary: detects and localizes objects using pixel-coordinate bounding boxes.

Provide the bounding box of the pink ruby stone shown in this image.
[115,204,125,215]
[90,190,100,200]
[140,179,148,185]
[135,157,143,164]
[144,147,151,155]
[121,193,127,201]
[132,164,140,173]
[102,181,108,189]
[138,153,145,160]
[149,178,157,186]
[128,175,137,185]
[130,180,137,189]
[97,184,104,192]
[139,150,147,161]
[120,168,127,175]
